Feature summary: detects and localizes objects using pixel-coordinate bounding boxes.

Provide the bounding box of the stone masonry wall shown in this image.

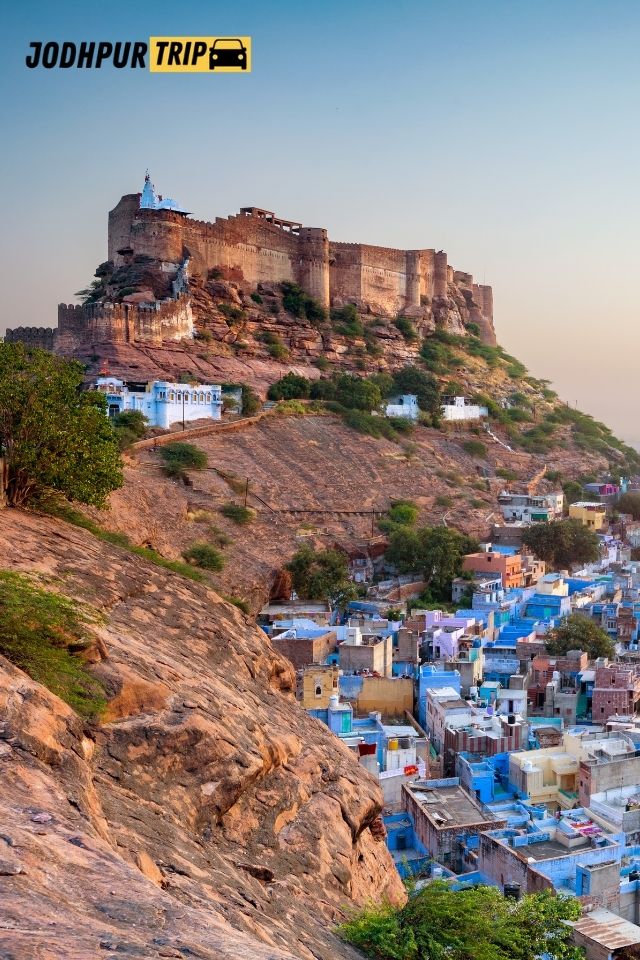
[107,195,494,327]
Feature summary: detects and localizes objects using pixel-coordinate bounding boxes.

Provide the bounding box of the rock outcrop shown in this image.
[0,510,404,960]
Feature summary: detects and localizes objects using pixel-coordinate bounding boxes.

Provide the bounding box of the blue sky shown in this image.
[1,0,639,440]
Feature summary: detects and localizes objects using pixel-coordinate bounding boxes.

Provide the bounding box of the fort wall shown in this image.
[107,196,492,328]
[54,295,192,350]
[5,195,493,351]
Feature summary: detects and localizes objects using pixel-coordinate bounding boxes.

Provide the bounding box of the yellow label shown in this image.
[149,36,251,73]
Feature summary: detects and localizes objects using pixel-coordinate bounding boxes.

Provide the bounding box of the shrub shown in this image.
[250,291,263,304]
[379,500,420,531]
[220,502,255,525]
[208,267,223,280]
[394,316,418,341]
[0,570,105,719]
[331,303,364,337]
[496,467,518,481]
[112,409,148,450]
[462,439,487,458]
[314,356,330,371]
[241,384,261,416]
[224,595,250,614]
[194,328,213,343]
[182,542,225,571]
[160,442,207,479]
[219,303,246,324]
[281,281,327,325]
[268,340,288,360]
[267,372,311,401]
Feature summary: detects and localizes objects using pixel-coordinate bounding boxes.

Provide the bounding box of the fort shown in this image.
[4,175,495,350]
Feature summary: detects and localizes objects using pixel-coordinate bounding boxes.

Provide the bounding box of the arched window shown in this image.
[199,392,205,403]
[315,684,322,698]
[177,392,183,402]
[206,392,211,403]
[169,391,175,402]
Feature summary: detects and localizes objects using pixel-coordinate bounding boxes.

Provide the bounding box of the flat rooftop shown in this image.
[407,783,496,828]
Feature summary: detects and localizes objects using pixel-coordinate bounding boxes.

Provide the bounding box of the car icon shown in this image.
[209,38,247,70]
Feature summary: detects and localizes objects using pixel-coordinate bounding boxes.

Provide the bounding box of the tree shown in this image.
[340,882,583,960]
[546,612,614,659]
[286,545,357,609]
[267,372,311,401]
[241,383,261,416]
[310,372,382,412]
[0,343,122,507]
[522,519,600,569]
[617,492,640,520]
[385,525,478,601]
[112,409,148,450]
[391,366,440,415]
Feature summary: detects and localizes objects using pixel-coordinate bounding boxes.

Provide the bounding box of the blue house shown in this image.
[95,377,223,429]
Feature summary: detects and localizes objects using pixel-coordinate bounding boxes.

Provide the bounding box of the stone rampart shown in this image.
[106,196,493,330]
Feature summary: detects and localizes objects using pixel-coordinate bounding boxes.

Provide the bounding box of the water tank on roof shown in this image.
[388,739,399,751]
[431,865,443,879]
[398,737,411,750]
[553,671,560,682]
[507,713,516,725]
[504,883,521,900]
[329,694,340,709]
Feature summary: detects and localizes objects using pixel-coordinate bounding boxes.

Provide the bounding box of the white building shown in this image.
[95,377,222,429]
[497,490,564,523]
[441,396,488,421]
[385,394,420,420]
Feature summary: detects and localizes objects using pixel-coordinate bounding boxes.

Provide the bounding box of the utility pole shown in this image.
[182,391,186,431]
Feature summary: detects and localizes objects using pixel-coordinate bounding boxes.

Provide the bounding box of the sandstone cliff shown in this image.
[0,510,404,960]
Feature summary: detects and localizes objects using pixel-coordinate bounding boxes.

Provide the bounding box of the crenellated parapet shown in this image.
[101,189,496,341]
[4,326,57,351]
[55,295,193,349]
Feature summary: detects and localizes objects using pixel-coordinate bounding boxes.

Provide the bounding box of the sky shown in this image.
[1,0,639,442]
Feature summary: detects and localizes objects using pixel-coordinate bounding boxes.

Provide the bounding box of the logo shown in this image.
[150,37,251,72]
[25,37,252,73]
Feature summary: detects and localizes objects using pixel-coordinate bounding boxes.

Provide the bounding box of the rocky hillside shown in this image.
[0,510,404,960]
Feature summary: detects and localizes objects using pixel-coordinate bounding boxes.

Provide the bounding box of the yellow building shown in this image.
[300,664,339,708]
[569,501,607,530]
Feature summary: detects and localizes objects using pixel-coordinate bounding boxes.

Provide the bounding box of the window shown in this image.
[206,392,211,402]
[199,392,205,403]
[177,392,182,402]
[315,684,322,698]
[169,391,175,402]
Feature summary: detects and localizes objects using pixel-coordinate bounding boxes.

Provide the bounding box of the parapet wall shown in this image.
[55,295,193,350]
[107,196,494,328]
[4,327,57,351]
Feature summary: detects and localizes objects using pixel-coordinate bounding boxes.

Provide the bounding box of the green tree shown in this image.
[0,344,122,507]
[521,519,600,569]
[385,525,478,601]
[617,492,640,520]
[112,409,148,450]
[241,383,261,416]
[286,545,356,609]
[267,372,311,401]
[340,882,583,960]
[562,480,584,507]
[546,612,614,659]
[159,441,207,479]
[392,366,440,415]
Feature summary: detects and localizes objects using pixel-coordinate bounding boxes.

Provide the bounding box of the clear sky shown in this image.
[1,1,638,442]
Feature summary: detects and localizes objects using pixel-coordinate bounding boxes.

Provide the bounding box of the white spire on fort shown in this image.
[140,170,158,209]
[139,171,190,215]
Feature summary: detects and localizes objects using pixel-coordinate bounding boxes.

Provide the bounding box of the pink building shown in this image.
[592,665,640,721]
